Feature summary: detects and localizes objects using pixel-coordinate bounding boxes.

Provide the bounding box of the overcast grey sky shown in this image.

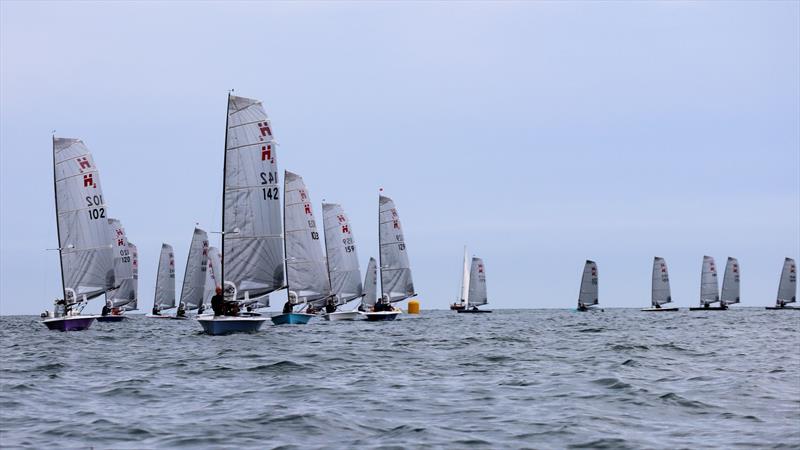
[1,1,798,314]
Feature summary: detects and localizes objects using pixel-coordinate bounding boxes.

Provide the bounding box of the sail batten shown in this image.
[651,257,672,307]
[323,203,363,305]
[179,228,209,310]
[720,257,740,306]
[154,243,176,310]
[700,255,720,305]
[378,195,415,303]
[776,258,797,306]
[578,260,599,307]
[467,257,488,307]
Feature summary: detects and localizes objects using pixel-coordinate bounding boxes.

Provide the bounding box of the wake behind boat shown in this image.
[766,258,797,310]
[641,257,679,311]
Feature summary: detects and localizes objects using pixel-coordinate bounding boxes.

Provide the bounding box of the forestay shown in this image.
[202,246,222,309]
[179,228,209,310]
[362,257,378,310]
[379,195,415,303]
[223,95,284,300]
[651,257,672,307]
[323,203,363,305]
[720,257,740,305]
[700,255,720,305]
[53,137,114,301]
[467,257,488,307]
[125,242,139,311]
[777,258,796,305]
[578,260,599,306]
[106,218,135,308]
[154,243,176,310]
[284,171,331,305]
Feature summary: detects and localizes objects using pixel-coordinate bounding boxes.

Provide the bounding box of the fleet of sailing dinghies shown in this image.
[457,252,491,314]
[149,244,176,318]
[577,260,600,311]
[767,258,797,310]
[641,257,679,311]
[42,137,115,331]
[321,203,363,321]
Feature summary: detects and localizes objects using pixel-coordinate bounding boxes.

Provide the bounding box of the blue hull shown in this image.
[271,313,314,325]
[197,317,267,335]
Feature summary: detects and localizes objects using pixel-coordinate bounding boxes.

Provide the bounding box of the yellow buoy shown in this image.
[407,299,420,314]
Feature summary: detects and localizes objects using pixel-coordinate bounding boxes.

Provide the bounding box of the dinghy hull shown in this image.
[689,306,728,311]
[457,309,492,313]
[145,314,173,319]
[197,316,267,335]
[323,311,360,321]
[96,315,126,322]
[42,316,97,331]
[362,311,400,321]
[765,306,798,310]
[271,313,314,325]
[641,307,679,312]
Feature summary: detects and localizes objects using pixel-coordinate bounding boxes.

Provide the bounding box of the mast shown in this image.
[52,135,67,303]
[460,246,469,306]
[322,203,334,295]
[220,92,230,285]
[377,190,382,301]
[153,244,165,310]
[283,170,290,304]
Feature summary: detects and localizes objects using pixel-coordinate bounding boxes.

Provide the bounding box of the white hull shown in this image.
[323,310,360,321]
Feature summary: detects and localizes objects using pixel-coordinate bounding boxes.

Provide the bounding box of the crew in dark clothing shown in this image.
[325,298,336,314]
[357,303,366,312]
[577,302,588,312]
[176,303,187,318]
[282,300,293,314]
[152,305,159,316]
[471,305,479,311]
[101,302,111,316]
[197,304,205,315]
[211,287,224,316]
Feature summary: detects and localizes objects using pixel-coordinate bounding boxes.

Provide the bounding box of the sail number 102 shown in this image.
[85,195,106,220]
[260,172,279,200]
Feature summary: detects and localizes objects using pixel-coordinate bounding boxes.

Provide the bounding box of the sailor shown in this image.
[211,287,224,316]
[101,301,111,316]
[325,297,336,314]
[703,302,710,309]
[176,302,187,318]
[577,302,587,312]
[655,303,661,309]
[282,299,293,314]
[152,305,159,316]
[197,304,205,315]
[471,305,479,311]
[779,300,786,308]
[357,303,365,312]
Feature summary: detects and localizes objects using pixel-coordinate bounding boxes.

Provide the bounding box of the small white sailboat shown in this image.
[457,255,491,313]
[148,243,176,318]
[576,260,601,311]
[176,228,209,319]
[641,257,679,311]
[690,256,726,310]
[197,94,276,334]
[720,257,740,309]
[98,218,135,322]
[766,258,797,310]
[321,202,363,321]
[364,194,416,321]
[42,137,115,331]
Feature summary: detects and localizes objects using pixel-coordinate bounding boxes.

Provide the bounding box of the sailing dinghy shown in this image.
[450,247,469,311]
[175,228,209,319]
[766,258,797,310]
[360,257,378,314]
[196,94,277,334]
[363,194,416,321]
[97,219,134,322]
[641,257,679,311]
[321,202,363,321]
[457,256,492,313]
[271,171,328,325]
[690,256,726,310]
[720,257,741,309]
[148,243,176,318]
[42,138,114,331]
[576,260,601,311]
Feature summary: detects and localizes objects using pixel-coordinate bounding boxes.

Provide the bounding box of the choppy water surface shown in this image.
[1,309,798,449]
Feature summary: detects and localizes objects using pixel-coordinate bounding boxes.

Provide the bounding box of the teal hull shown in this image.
[271,313,314,325]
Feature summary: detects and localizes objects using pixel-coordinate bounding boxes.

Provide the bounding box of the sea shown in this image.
[1,309,798,449]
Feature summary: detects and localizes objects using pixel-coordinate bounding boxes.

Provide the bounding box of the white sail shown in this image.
[53,137,114,302]
[467,257,488,307]
[179,228,209,310]
[202,246,222,309]
[362,257,378,309]
[460,246,470,304]
[651,257,672,307]
[700,255,720,305]
[578,260,599,307]
[379,195,415,303]
[223,95,284,300]
[154,243,176,310]
[284,171,331,305]
[125,242,139,311]
[106,218,135,308]
[776,258,796,306]
[323,203,363,305]
[720,257,740,306]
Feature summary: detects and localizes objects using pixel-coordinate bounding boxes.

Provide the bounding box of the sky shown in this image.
[1,1,798,315]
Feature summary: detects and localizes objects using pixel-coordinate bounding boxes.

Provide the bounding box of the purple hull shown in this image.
[42,316,96,331]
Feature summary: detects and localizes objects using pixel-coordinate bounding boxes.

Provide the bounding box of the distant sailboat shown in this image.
[450,247,469,311]
[42,137,115,331]
[148,243,176,318]
[126,242,139,313]
[272,171,330,325]
[197,94,276,334]
[200,246,222,315]
[641,257,679,311]
[98,218,134,322]
[176,228,209,319]
[360,257,378,312]
[576,260,600,311]
[766,258,797,310]
[720,257,740,308]
[690,256,726,310]
[457,256,492,313]
[321,202,363,321]
[363,194,416,321]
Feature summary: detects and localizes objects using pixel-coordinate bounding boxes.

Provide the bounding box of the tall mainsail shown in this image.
[125,242,139,311]
[578,260,599,307]
[776,258,797,306]
[467,257,488,307]
[284,171,331,305]
[720,257,740,306]
[202,246,222,309]
[378,195,415,303]
[362,257,378,310]
[222,94,284,301]
[154,243,176,310]
[53,137,114,303]
[651,257,672,307]
[179,228,209,310]
[323,203,363,305]
[106,218,135,308]
[700,255,720,305]
[460,246,470,304]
